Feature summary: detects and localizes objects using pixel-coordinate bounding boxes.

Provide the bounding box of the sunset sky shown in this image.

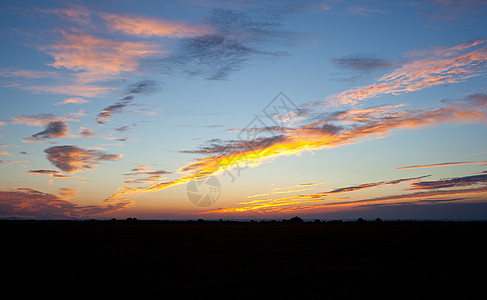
[1,0,487,220]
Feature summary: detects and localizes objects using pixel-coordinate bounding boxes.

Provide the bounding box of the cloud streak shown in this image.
[96,80,160,125]
[409,173,487,190]
[395,160,487,169]
[102,13,212,38]
[0,188,131,219]
[327,40,487,106]
[108,93,487,200]
[28,170,72,178]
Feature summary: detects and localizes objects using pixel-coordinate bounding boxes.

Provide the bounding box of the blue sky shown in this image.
[1,0,487,220]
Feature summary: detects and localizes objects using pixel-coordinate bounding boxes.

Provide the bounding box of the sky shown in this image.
[1,0,487,220]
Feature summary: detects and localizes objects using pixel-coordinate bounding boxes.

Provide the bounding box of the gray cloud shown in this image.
[160,4,298,80]
[331,56,398,72]
[32,121,69,139]
[97,80,160,125]
[45,145,122,173]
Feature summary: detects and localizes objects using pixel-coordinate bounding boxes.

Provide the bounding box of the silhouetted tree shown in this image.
[356,217,366,223]
[313,219,321,223]
[289,216,304,223]
[375,217,382,222]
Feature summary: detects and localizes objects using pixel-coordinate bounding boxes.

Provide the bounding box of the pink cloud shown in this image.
[45,145,122,173]
[0,188,131,219]
[44,30,164,83]
[328,40,487,106]
[102,13,212,38]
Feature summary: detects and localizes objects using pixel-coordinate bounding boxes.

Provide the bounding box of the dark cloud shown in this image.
[79,127,96,138]
[180,135,286,156]
[122,165,171,184]
[160,4,297,80]
[298,175,431,199]
[331,56,398,72]
[28,169,72,178]
[409,174,487,190]
[97,80,160,125]
[115,125,131,132]
[32,121,69,139]
[11,113,75,141]
[0,188,131,219]
[44,145,122,173]
[123,164,171,176]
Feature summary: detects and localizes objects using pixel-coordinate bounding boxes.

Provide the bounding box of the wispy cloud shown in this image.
[0,188,131,219]
[44,29,164,84]
[21,84,115,98]
[45,145,122,173]
[11,113,77,142]
[0,69,60,79]
[58,187,79,200]
[122,164,170,184]
[55,97,89,105]
[102,13,212,38]
[123,164,171,176]
[96,80,160,125]
[161,6,294,80]
[409,173,487,190]
[331,56,399,72]
[28,170,72,178]
[327,40,487,106]
[11,113,76,127]
[199,179,487,215]
[39,4,91,24]
[395,160,487,169]
[348,6,387,16]
[297,181,328,187]
[108,93,487,201]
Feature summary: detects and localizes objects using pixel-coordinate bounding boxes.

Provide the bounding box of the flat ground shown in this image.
[2,220,485,298]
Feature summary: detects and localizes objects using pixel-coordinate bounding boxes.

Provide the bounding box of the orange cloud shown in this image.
[59,187,79,200]
[395,160,487,169]
[44,30,164,83]
[55,97,89,105]
[0,151,12,156]
[22,84,114,97]
[108,95,487,201]
[328,40,487,106]
[102,13,212,38]
[200,184,487,215]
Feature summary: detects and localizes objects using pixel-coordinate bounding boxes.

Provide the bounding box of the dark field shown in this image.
[3,220,486,298]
